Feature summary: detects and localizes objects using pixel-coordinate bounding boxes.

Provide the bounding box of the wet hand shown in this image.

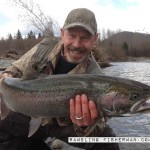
[0,73,12,79]
[70,94,98,126]
[0,73,12,94]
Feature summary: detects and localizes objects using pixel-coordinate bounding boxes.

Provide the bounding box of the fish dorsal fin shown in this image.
[28,117,42,137]
[0,94,11,120]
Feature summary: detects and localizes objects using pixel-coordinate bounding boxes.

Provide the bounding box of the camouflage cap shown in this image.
[63,8,97,35]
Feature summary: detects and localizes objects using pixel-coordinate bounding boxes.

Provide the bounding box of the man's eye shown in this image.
[81,37,90,41]
[68,34,75,38]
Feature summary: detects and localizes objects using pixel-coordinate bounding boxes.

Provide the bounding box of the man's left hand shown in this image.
[70,94,98,126]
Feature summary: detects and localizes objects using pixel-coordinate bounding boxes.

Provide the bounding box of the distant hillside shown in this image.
[102,31,150,47]
[101,31,150,58]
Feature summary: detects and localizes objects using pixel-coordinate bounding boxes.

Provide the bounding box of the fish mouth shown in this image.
[120,100,150,117]
[130,100,150,113]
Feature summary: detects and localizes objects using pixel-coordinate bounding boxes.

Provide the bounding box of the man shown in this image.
[0,8,120,150]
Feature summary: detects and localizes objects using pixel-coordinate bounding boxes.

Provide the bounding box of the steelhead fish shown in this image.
[0,74,150,136]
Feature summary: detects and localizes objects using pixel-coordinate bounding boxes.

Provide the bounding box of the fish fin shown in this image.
[78,117,106,137]
[83,117,105,137]
[74,117,105,137]
[102,108,117,116]
[0,94,11,120]
[28,117,42,137]
[41,118,50,126]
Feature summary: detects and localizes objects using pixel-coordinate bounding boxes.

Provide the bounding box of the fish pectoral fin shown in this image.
[28,117,42,137]
[0,94,11,120]
[74,117,105,137]
[41,118,50,126]
[83,117,105,137]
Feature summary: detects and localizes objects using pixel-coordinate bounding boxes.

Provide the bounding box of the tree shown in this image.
[16,30,22,39]
[122,42,129,55]
[38,33,42,39]
[9,0,60,37]
[27,30,36,39]
[7,34,13,40]
[106,29,115,39]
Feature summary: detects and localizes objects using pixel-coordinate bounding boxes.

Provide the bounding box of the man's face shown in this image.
[61,27,98,63]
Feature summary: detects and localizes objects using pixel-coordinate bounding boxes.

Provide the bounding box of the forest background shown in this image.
[1,0,150,66]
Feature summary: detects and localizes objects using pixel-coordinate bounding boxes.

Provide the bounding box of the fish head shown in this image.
[99,77,150,116]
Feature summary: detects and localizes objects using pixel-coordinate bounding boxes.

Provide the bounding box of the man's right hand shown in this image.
[1,73,12,78]
[0,73,13,95]
[0,73,12,84]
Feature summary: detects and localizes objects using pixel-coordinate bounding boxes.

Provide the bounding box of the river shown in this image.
[103,61,150,150]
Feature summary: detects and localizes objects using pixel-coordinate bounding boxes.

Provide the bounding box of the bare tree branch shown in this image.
[9,0,60,37]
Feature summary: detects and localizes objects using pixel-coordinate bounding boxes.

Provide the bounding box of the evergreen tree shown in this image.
[16,29,22,39]
[8,33,13,40]
[27,30,35,39]
[122,42,129,55]
[38,32,42,39]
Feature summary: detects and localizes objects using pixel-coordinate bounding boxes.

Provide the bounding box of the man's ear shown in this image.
[92,33,98,45]
[61,28,65,37]
[94,33,98,41]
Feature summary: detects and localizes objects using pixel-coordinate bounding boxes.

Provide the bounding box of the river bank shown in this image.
[110,56,150,62]
[102,56,150,68]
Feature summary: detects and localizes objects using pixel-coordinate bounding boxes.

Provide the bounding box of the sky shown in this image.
[0,0,150,38]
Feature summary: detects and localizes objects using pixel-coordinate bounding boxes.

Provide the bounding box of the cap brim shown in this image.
[63,23,95,35]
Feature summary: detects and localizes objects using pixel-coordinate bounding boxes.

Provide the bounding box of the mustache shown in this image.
[69,46,85,53]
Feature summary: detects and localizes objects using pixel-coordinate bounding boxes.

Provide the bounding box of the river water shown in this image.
[103,61,150,150]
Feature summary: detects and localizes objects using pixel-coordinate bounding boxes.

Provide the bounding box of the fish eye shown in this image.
[129,93,140,100]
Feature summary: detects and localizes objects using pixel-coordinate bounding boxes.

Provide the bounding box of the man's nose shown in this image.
[73,37,81,48]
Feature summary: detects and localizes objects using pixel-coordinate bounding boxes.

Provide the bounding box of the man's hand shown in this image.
[0,73,12,80]
[70,94,98,126]
[0,73,12,94]
[0,72,13,82]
